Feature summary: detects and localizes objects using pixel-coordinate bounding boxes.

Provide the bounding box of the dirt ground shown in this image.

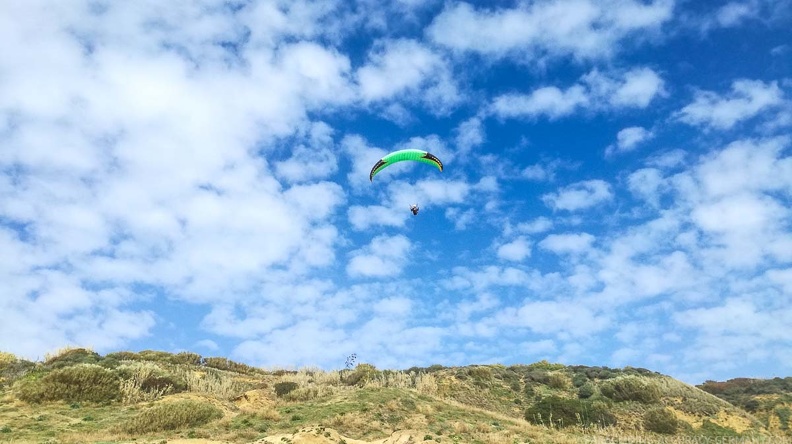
[163,427,427,444]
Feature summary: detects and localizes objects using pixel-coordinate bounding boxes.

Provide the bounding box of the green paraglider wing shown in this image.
[369,149,444,181]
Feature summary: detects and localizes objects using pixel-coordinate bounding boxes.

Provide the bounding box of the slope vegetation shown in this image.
[0,349,787,443]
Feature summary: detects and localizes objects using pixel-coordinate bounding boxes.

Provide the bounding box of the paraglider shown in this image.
[369,149,443,216]
[369,149,443,182]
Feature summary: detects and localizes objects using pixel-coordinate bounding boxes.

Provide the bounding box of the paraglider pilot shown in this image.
[410,204,419,216]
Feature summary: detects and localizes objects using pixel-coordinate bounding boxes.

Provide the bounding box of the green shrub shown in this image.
[742,399,760,413]
[15,364,120,403]
[274,382,299,397]
[572,373,588,388]
[776,406,791,430]
[203,357,258,374]
[527,360,565,371]
[571,366,618,380]
[137,350,175,362]
[525,396,616,428]
[119,400,223,434]
[468,367,492,381]
[676,398,719,416]
[169,352,203,366]
[98,356,121,369]
[105,351,142,361]
[547,373,571,390]
[697,419,738,437]
[643,408,679,434]
[0,352,18,367]
[623,366,656,377]
[44,348,102,369]
[344,363,378,386]
[525,370,550,385]
[578,383,595,399]
[601,377,661,403]
[0,355,36,387]
[405,364,445,374]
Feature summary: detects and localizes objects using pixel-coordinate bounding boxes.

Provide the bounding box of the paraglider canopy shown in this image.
[369,149,443,181]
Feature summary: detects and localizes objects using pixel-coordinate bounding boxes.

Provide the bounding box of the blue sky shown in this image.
[1,0,791,384]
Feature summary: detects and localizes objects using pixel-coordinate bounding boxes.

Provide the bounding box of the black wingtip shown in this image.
[423,152,443,171]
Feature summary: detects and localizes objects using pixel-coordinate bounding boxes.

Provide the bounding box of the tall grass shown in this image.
[172,367,250,400]
[118,399,223,434]
[118,362,177,404]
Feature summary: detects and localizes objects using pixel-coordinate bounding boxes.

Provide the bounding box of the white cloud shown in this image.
[492,85,588,119]
[445,207,476,230]
[694,137,792,198]
[515,217,554,235]
[455,117,485,153]
[542,179,613,211]
[444,266,533,292]
[647,149,688,169]
[691,0,775,32]
[675,298,790,340]
[498,301,610,337]
[766,268,792,294]
[676,79,784,130]
[348,205,405,230]
[356,39,460,113]
[606,126,654,156]
[274,122,338,183]
[194,339,219,351]
[716,2,757,27]
[357,39,441,101]
[278,41,355,106]
[427,0,673,61]
[342,134,389,190]
[539,233,596,254]
[521,159,566,181]
[497,236,532,261]
[628,168,666,206]
[347,234,412,278]
[0,1,356,358]
[491,68,664,119]
[610,68,666,108]
[387,179,472,209]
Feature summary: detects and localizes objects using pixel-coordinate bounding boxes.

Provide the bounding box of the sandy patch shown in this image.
[252,427,427,444]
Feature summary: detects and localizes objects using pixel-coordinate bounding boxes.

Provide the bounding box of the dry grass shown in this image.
[43,346,93,363]
[282,385,338,402]
[172,367,250,400]
[118,362,174,404]
[117,398,223,434]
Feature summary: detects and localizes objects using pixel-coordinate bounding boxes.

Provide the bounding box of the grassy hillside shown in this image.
[698,377,792,438]
[0,348,789,443]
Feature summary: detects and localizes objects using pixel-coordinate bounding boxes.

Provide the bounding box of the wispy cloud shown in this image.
[542,180,613,211]
[491,68,664,119]
[347,234,412,278]
[676,79,784,130]
[427,0,674,60]
[606,126,655,156]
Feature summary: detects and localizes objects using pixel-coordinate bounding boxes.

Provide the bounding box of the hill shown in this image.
[0,348,789,443]
[698,377,792,438]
